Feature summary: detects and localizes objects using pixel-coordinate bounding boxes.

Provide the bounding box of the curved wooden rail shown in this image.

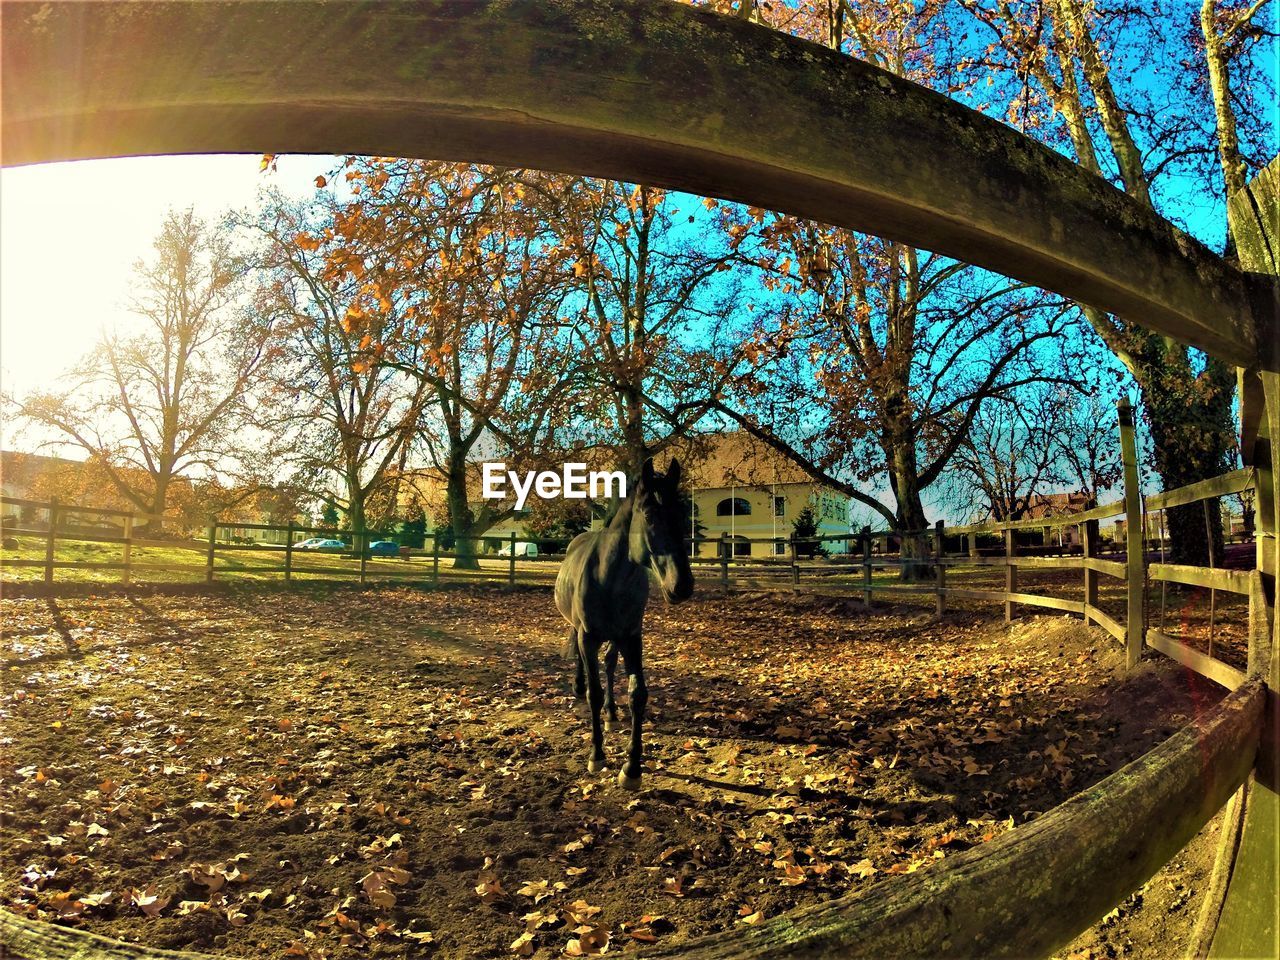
[640,679,1264,959]
[0,910,217,959]
[1,680,1262,960]
[1,0,1271,370]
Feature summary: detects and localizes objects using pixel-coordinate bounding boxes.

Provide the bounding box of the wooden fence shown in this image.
[0,409,1270,960]
[0,500,573,588]
[0,429,1268,958]
[0,417,1258,699]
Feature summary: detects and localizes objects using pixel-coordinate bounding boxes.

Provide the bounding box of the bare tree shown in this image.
[14,209,266,532]
[719,225,1072,576]
[1053,388,1124,508]
[549,179,758,476]
[949,387,1065,523]
[244,191,432,548]
[953,0,1274,564]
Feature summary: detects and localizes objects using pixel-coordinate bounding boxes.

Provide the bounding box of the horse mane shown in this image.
[604,491,636,532]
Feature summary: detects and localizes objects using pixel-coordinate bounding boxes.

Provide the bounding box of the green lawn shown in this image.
[0,535,557,586]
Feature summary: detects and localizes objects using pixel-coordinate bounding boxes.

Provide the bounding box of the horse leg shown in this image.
[578,633,607,773]
[570,629,587,717]
[617,639,648,790]
[603,642,619,731]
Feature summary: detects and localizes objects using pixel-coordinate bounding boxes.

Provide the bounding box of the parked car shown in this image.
[498,541,538,558]
[293,537,326,549]
[300,538,346,550]
[368,540,399,556]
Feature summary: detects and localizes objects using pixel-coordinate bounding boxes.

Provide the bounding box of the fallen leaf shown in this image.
[564,899,603,924]
[517,879,552,903]
[564,924,610,956]
[130,885,170,918]
[475,875,507,904]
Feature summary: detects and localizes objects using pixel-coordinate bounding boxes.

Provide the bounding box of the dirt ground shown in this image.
[0,584,1227,958]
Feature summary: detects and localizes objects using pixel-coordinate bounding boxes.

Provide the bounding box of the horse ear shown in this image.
[667,458,682,487]
[641,457,655,484]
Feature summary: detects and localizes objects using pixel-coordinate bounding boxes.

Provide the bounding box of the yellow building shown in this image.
[676,432,852,558]
[386,433,852,557]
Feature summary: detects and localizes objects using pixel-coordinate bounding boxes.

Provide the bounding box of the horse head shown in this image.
[632,457,695,603]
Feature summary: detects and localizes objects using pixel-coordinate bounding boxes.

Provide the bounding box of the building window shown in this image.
[773,496,786,517]
[716,497,751,517]
[732,536,751,557]
[774,539,787,556]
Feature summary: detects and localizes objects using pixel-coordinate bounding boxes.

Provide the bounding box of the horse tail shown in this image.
[563,628,578,660]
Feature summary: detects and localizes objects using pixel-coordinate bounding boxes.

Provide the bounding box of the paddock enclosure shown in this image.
[0,587,1247,959]
[2,1,1278,957]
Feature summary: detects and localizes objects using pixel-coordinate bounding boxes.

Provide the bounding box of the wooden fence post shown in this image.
[1082,519,1099,627]
[719,532,729,590]
[1004,526,1016,624]
[431,533,440,583]
[861,525,872,607]
[121,512,133,585]
[509,531,517,586]
[205,517,217,584]
[43,498,59,585]
[789,534,799,586]
[284,522,294,583]
[1202,157,1279,959]
[934,519,945,618]
[1204,500,1219,659]
[1118,398,1144,670]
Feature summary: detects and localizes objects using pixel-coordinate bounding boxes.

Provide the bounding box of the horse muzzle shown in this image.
[662,571,695,603]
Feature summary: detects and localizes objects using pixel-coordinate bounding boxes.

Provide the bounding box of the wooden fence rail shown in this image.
[0,440,1260,695]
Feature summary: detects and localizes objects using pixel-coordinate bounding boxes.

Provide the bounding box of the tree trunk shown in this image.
[446,459,480,570]
[346,478,366,554]
[139,474,171,537]
[620,384,648,478]
[888,434,932,581]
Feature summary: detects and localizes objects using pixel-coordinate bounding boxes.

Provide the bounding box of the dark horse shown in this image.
[554,458,695,789]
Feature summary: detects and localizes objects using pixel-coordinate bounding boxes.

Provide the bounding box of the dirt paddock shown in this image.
[0,584,1227,958]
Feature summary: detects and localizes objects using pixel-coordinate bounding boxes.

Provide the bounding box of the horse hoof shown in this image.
[587,758,605,774]
[617,770,643,790]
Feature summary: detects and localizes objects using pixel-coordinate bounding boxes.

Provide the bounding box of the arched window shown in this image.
[716,497,751,517]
